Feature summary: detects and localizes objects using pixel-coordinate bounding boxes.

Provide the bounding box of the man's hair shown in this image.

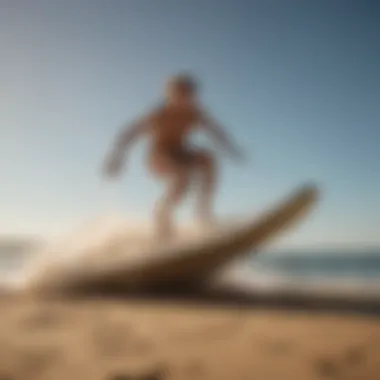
[167,73,198,94]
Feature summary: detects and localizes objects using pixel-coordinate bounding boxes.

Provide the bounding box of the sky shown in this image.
[0,0,379,247]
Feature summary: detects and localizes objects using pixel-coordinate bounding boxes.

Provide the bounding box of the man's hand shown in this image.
[200,111,247,165]
[232,148,247,164]
[102,152,124,179]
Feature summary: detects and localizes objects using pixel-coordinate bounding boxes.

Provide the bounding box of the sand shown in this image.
[0,292,379,380]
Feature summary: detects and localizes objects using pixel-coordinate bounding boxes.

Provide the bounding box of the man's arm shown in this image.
[113,118,149,156]
[199,111,244,162]
[103,115,151,177]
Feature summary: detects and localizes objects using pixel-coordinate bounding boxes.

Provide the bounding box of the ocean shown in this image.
[252,248,380,280]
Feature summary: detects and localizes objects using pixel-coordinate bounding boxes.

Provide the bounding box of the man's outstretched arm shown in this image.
[199,112,245,162]
[103,116,150,177]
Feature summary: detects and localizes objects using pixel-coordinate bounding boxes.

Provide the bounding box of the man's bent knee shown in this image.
[195,150,215,170]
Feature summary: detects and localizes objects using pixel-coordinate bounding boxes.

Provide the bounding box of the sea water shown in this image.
[252,248,380,280]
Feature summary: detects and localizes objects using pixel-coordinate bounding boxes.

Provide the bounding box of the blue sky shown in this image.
[1,0,379,247]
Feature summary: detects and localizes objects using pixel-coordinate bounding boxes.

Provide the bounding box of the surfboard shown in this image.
[28,183,319,294]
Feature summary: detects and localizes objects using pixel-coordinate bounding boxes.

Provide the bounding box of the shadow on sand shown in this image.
[58,283,380,318]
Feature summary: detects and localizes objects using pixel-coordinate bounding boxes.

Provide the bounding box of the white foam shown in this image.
[17,214,230,289]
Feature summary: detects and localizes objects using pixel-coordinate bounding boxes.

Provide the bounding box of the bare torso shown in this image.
[145,105,202,174]
[149,105,200,151]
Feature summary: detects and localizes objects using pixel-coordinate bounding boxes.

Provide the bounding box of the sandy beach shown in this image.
[0,291,379,380]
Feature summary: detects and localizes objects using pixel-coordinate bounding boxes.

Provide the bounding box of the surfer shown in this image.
[103,74,245,239]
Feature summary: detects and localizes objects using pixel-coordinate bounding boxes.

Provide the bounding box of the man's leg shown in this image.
[155,169,191,240]
[195,150,217,226]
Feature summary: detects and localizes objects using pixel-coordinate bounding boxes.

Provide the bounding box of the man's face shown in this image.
[166,83,196,106]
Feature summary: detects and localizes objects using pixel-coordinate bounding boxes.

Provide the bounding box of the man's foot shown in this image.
[155,211,176,243]
[196,213,219,232]
[156,224,176,242]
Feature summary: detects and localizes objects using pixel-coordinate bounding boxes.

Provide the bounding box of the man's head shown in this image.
[165,74,198,106]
